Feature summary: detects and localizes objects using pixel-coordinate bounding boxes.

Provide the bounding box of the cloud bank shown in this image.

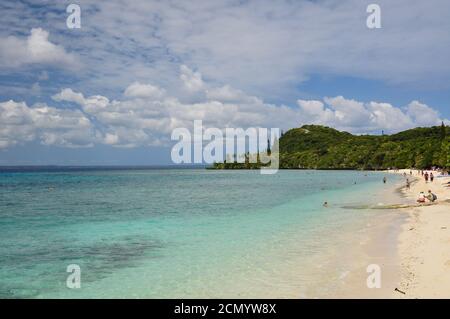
[1,1,450,99]
[1,66,447,149]
[0,28,78,69]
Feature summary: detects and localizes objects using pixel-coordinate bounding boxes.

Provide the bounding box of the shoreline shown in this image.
[387,169,450,298]
[323,169,450,299]
[328,173,409,298]
[2,168,448,298]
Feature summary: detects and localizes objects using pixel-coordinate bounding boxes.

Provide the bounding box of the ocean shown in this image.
[0,168,405,298]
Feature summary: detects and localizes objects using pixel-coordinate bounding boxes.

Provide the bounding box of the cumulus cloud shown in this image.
[297,96,445,133]
[0,28,78,69]
[124,82,165,99]
[1,66,448,149]
[52,88,85,105]
[0,100,96,148]
[406,101,442,127]
[368,102,414,131]
[296,100,326,116]
[180,65,204,92]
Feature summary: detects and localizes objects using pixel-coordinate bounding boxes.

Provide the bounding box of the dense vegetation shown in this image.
[213,124,450,170]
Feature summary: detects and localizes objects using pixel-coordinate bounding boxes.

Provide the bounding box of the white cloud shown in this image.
[368,102,414,131]
[297,100,325,116]
[1,1,450,104]
[206,85,261,104]
[1,66,448,149]
[297,96,445,133]
[180,65,204,92]
[0,100,96,148]
[0,28,79,69]
[124,82,165,99]
[406,101,442,127]
[52,88,85,105]
[103,133,119,145]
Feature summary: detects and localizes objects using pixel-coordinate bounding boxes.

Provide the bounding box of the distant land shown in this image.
[213,124,450,170]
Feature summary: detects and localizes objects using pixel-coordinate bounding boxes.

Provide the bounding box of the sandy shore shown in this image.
[386,169,450,298]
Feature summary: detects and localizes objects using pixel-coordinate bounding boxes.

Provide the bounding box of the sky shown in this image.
[0,0,449,165]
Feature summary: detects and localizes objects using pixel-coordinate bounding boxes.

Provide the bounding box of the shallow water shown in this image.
[0,169,403,298]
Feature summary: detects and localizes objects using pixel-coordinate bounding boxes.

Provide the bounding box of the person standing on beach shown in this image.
[430,172,434,182]
[424,172,429,182]
[383,177,387,184]
[406,179,410,190]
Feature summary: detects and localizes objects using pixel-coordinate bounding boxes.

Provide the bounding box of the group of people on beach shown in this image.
[392,169,442,204]
[416,170,441,204]
[417,190,437,203]
[421,171,435,183]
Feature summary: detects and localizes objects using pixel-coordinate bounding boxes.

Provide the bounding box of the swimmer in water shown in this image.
[323,201,328,207]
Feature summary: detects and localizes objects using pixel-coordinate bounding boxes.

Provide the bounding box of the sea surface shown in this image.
[0,168,404,298]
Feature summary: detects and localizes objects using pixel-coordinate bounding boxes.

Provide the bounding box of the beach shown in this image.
[387,169,450,298]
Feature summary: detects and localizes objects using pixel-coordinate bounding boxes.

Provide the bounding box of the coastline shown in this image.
[387,169,450,298]
[319,168,450,299]
[1,168,449,298]
[327,173,409,298]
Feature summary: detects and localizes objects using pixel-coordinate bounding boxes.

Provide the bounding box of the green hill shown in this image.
[280,124,449,169]
[213,123,450,170]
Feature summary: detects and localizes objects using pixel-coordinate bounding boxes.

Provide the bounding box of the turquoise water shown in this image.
[0,169,402,298]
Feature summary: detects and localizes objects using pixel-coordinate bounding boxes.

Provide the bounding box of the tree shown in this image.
[439,137,450,169]
[213,124,450,170]
[441,121,446,140]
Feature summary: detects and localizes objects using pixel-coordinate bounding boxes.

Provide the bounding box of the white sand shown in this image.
[387,169,450,298]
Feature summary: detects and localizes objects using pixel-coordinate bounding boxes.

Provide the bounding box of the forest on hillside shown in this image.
[212,124,450,170]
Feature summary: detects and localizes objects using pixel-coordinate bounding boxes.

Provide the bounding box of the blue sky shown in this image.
[0,0,449,165]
